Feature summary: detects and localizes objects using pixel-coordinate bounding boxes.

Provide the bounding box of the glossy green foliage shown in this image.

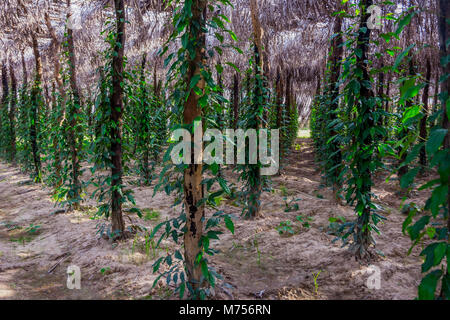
[150,0,237,300]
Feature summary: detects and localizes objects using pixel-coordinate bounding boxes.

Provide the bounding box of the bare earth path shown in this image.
[0,138,426,299]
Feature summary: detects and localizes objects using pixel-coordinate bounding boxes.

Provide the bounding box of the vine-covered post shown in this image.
[9,61,17,163]
[352,0,374,259]
[140,53,152,185]
[0,60,8,157]
[66,0,83,208]
[232,73,239,129]
[110,0,126,236]
[327,12,344,199]
[419,59,431,169]
[149,0,237,299]
[30,31,43,182]
[339,0,385,260]
[247,0,264,219]
[397,60,415,184]
[183,0,207,291]
[275,67,284,168]
[384,73,390,134]
[45,11,65,187]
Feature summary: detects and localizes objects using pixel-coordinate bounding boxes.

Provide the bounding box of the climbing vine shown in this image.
[150,0,237,299]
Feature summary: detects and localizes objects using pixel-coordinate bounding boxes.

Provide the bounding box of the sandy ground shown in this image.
[0,138,431,300]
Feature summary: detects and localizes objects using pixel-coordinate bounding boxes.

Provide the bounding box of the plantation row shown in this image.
[0,0,448,300]
[310,0,449,300]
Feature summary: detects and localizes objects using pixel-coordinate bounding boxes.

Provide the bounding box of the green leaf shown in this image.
[152,274,163,288]
[418,270,442,300]
[215,63,223,75]
[426,227,436,239]
[430,185,448,217]
[447,246,450,274]
[395,11,416,37]
[181,32,189,48]
[227,30,238,41]
[386,48,395,57]
[218,177,230,195]
[174,250,183,260]
[408,215,430,240]
[201,260,209,279]
[179,282,186,299]
[380,32,393,43]
[400,167,420,189]
[224,215,234,234]
[214,32,224,43]
[421,243,438,273]
[210,162,219,175]
[402,206,416,235]
[426,129,447,157]
[128,207,142,218]
[442,273,450,298]
[393,44,414,70]
[189,74,201,89]
[433,243,447,266]
[150,221,165,239]
[153,257,164,272]
[418,179,440,191]
[225,62,240,73]
[404,143,424,165]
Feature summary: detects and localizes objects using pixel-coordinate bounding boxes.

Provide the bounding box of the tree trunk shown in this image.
[66,0,82,208]
[45,11,66,186]
[249,0,263,72]
[232,73,239,129]
[419,59,431,169]
[183,0,207,292]
[140,53,151,185]
[20,50,27,85]
[432,70,440,126]
[285,71,292,116]
[86,85,93,139]
[216,62,224,177]
[110,0,126,237]
[276,67,284,130]
[154,64,162,99]
[328,15,344,196]
[1,61,8,158]
[262,34,270,127]
[44,83,50,115]
[152,62,161,163]
[398,60,415,182]
[95,69,105,142]
[377,66,384,125]
[354,0,374,260]
[275,67,284,174]
[217,62,224,132]
[248,0,264,219]
[9,63,17,163]
[45,11,65,100]
[374,65,385,160]
[31,32,43,182]
[316,74,321,96]
[384,73,391,132]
